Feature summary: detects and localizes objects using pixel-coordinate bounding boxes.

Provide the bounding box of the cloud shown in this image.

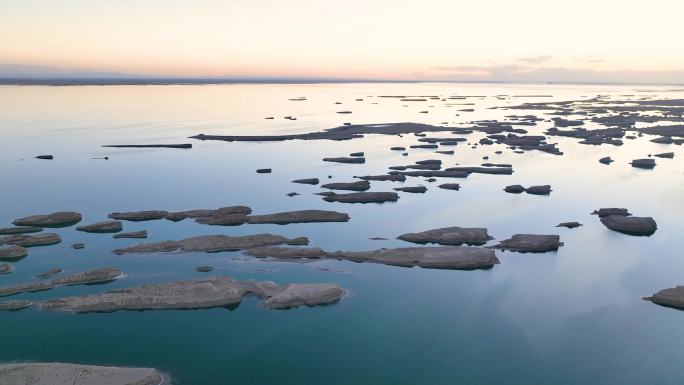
[517,55,553,64]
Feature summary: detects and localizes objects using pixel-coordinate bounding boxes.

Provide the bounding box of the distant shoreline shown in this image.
[0,78,683,87]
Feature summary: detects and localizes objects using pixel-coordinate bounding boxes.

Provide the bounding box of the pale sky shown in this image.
[1,0,683,82]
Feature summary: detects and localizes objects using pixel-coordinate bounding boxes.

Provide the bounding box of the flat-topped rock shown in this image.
[445,166,513,175]
[525,185,552,195]
[0,263,13,274]
[292,178,320,185]
[438,183,461,190]
[256,168,272,173]
[247,246,499,270]
[195,213,248,226]
[356,174,406,182]
[491,234,563,252]
[13,211,82,228]
[394,186,428,193]
[108,210,169,221]
[400,170,469,178]
[600,215,657,236]
[556,222,582,228]
[247,210,350,224]
[166,206,252,222]
[398,226,492,246]
[76,221,123,233]
[321,180,371,191]
[504,184,526,194]
[592,208,631,217]
[113,234,309,255]
[0,363,162,385]
[631,158,656,169]
[0,245,28,260]
[103,143,191,149]
[40,276,342,312]
[195,266,214,272]
[0,267,122,297]
[323,157,365,164]
[0,226,42,235]
[599,156,613,164]
[36,268,63,279]
[0,300,32,311]
[11,233,61,247]
[644,286,684,311]
[114,230,148,239]
[322,192,399,203]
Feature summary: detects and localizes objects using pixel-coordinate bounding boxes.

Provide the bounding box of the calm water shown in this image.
[1,83,683,385]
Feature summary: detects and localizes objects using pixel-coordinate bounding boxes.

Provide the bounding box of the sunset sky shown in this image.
[2,0,683,83]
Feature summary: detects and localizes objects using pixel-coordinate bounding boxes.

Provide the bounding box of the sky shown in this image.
[1,0,683,83]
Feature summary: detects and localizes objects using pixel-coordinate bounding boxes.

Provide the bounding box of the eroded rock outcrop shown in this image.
[397,226,492,246]
[0,363,163,385]
[600,215,657,236]
[247,210,350,224]
[12,211,82,228]
[108,211,169,222]
[0,267,122,297]
[322,192,400,203]
[491,234,563,252]
[113,234,309,255]
[76,221,123,233]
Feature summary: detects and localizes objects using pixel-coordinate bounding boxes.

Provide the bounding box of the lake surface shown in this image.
[1,82,683,385]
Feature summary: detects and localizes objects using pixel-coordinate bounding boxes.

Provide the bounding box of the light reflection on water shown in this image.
[0,83,683,385]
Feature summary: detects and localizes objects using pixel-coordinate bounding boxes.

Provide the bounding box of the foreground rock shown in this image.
[12,211,82,228]
[0,267,122,297]
[0,226,42,235]
[113,234,308,255]
[644,286,684,311]
[76,221,123,233]
[0,300,32,311]
[0,363,163,385]
[246,246,499,270]
[114,230,148,239]
[247,210,350,224]
[0,245,29,260]
[600,215,657,236]
[40,276,343,312]
[491,234,563,252]
[108,210,169,221]
[321,180,371,191]
[322,192,400,204]
[398,226,492,246]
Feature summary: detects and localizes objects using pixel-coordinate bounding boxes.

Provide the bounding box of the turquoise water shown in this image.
[1,83,684,384]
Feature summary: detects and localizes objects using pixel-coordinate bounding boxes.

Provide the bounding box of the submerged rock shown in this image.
[72,243,85,249]
[292,178,320,185]
[0,300,32,311]
[491,234,563,252]
[322,192,400,203]
[40,276,343,312]
[0,226,42,235]
[114,230,148,239]
[644,286,684,311]
[247,210,350,224]
[394,186,428,193]
[0,363,162,385]
[113,234,309,255]
[323,157,366,164]
[556,222,582,228]
[525,185,552,195]
[12,211,82,228]
[0,263,13,274]
[592,208,631,217]
[630,158,656,169]
[195,266,214,272]
[321,180,371,191]
[36,268,63,279]
[398,226,492,246]
[0,245,28,260]
[108,210,169,221]
[600,215,657,236]
[76,221,123,233]
[0,267,122,297]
